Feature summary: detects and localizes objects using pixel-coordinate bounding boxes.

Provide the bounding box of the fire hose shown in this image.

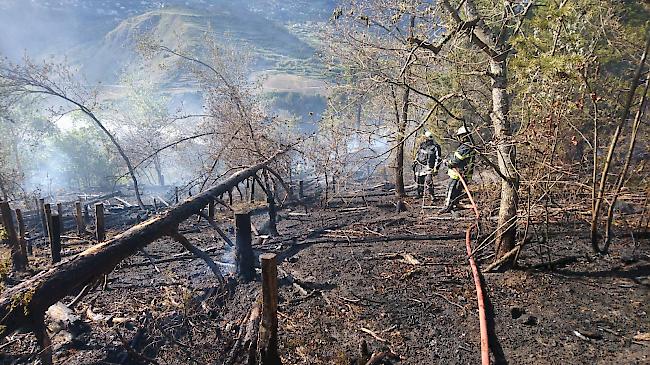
[456,169,490,365]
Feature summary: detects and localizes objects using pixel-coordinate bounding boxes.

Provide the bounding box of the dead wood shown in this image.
[170,230,225,285]
[277,267,309,296]
[0,153,284,340]
[198,211,234,246]
[226,301,261,365]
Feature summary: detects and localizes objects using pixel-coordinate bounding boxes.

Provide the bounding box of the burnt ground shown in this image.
[1,182,649,364]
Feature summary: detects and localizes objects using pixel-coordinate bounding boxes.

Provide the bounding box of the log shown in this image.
[1,202,26,271]
[0,153,285,339]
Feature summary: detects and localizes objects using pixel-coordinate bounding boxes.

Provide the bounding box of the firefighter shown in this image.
[439,126,475,213]
[412,131,442,198]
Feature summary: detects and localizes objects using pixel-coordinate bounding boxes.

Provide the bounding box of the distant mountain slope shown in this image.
[0,0,336,83]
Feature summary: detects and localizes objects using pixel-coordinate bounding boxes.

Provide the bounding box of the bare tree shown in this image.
[0,58,146,208]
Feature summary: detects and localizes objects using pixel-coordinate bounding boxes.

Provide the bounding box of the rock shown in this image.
[510,306,525,319]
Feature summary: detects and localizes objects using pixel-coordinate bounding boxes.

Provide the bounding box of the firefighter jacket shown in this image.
[447,142,475,180]
[413,138,442,176]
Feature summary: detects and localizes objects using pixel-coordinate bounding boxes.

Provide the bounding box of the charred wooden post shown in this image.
[266,185,279,237]
[50,214,61,264]
[95,203,105,242]
[175,187,179,204]
[208,199,215,220]
[153,198,158,213]
[228,189,233,205]
[299,180,304,200]
[235,211,254,282]
[38,198,47,235]
[258,253,280,364]
[82,199,90,224]
[44,203,53,246]
[1,202,26,271]
[15,208,30,256]
[250,176,256,202]
[75,201,85,235]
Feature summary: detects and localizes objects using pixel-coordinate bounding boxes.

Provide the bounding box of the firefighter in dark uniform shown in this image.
[440,126,475,213]
[412,131,442,198]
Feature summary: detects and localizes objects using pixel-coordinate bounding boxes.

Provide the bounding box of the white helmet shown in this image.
[456,126,469,136]
[424,130,434,138]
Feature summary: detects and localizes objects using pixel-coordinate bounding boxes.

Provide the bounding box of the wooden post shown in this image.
[15,209,30,257]
[38,198,47,235]
[265,179,279,237]
[50,214,61,264]
[153,198,158,213]
[44,203,53,246]
[1,202,26,271]
[56,203,63,233]
[299,180,304,200]
[175,187,179,204]
[83,203,90,224]
[75,202,85,235]
[208,199,215,220]
[258,253,280,364]
[250,176,256,202]
[235,212,254,282]
[95,203,105,242]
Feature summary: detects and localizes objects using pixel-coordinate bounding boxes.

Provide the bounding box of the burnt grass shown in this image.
[1,183,649,364]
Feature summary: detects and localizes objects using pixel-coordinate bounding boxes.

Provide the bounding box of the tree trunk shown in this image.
[591,35,650,253]
[603,74,650,248]
[154,155,165,186]
[490,58,519,263]
[395,86,409,199]
[0,177,8,201]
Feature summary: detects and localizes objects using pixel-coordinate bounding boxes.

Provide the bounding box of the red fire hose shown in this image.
[456,170,490,365]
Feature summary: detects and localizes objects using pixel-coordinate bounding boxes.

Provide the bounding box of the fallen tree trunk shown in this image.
[0,152,284,340]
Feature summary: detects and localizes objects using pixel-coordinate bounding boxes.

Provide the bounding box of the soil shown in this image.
[1,182,648,364]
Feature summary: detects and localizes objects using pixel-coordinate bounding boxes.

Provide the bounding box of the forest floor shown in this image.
[1,181,649,364]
